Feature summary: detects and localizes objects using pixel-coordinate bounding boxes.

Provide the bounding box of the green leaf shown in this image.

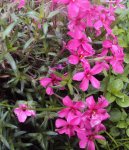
[45,131,57,136]
[68,83,74,95]
[26,11,39,20]
[117,121,128,129]
[116,94,129,107]
[120,109,127,121]
[43,22,48,35]
[23,37,34,50]
[124,53,129,64]
[5,53,18,74]
[0,135,10,149]
[105,92,116,103]
[126,128,129,137]
[110,127,120,137]
[110,108,121,122]
[108,79,123,93]
[2,22,17,39]
[47,9,62,19]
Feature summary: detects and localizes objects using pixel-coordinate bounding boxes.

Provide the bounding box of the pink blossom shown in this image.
[40,73,62,95]
[58,96,85,118]
[73,63,103,91]
[110,52,124,74]
[14,0,25,9]
[84,96,110,127]
[77,124,106,149]
[67,31,94,56]
[14,104,36,123]
[55,113,80,137]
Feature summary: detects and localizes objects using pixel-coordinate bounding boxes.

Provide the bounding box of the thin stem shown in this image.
[0,103,63,112]
[104,131,118,147]
[103,68,111,96]
[51,42,66,67]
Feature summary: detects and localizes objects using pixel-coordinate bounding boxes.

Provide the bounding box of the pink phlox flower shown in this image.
[55,113,81,137]
[58,96,85,118]
[67,31,94,55]
[67,0,90,19]
[68,48,93,65]
[40,73,62,95]
[14,104,36,123]
[73,63,103,91]
[14,0,25,9]
[103,38,124,55]
[84,96,110,127]
[110,51,124,74]
[77,124,106,149]
[68,17,86,31]
[94,7,115,35]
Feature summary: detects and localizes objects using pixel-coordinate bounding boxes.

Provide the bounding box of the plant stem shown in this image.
[0,103,63,112]
[103,68,111,96]
[104,131,118,147]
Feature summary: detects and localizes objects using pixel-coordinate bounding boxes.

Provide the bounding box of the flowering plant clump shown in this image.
[55,95,109,149]
[1,0,129,149]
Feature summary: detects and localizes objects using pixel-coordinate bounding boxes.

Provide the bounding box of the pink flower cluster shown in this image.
[56,95,110,149]
[63,0,125,90]
[39,0,124,94]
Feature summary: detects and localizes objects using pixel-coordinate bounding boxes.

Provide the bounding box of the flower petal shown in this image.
[68,55,79,65]
[55,119,67,128]
[40,78,52,87]
[63,96,73,107]
[73,72,85,81]
[80,77,89,91]
[86,96,95,109]
[90,76,100,89]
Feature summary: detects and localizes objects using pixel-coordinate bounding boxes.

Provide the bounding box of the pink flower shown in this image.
[73,63,103,91]
[77,124,106,149]
[58,96,85,118]
[14,104,36,123]
[84,96,110,127]
[110,52,124,74]
[67,30,94,56]
[14,0,25,9]
[40,73,62,95]
[55,113,80,137]
[68,48,92,65]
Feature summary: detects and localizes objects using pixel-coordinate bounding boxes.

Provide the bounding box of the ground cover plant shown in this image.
[1,0,129,149]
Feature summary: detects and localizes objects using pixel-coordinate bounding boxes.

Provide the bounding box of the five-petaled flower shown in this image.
[14,104,36,123]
